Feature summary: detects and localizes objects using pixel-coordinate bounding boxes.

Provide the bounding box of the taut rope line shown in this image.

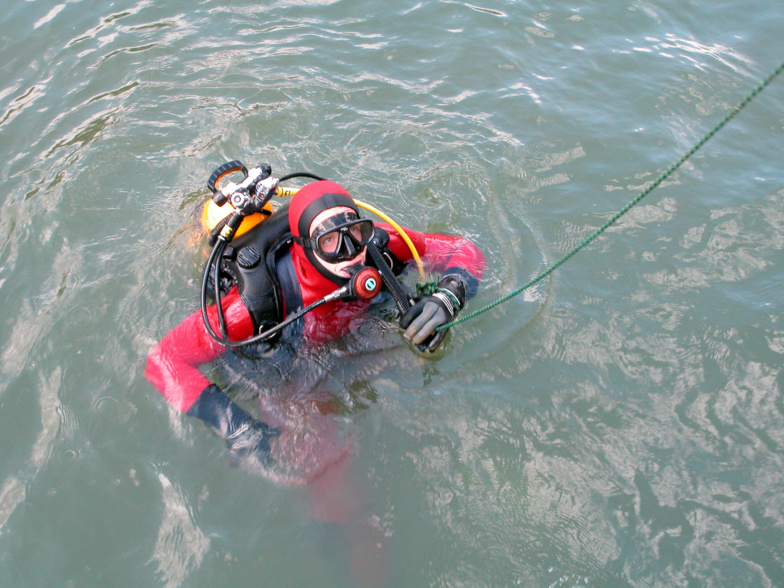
[437,59,784,332]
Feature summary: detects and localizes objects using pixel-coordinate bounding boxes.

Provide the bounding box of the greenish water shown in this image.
[1,1,783,586]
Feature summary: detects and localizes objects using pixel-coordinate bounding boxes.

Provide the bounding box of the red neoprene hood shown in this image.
[288,180,361,291]
[288,180,359,240]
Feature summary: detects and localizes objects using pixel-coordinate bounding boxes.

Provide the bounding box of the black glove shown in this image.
[400,272,467,353]
[224,419,277,459]
[187,384,279,462]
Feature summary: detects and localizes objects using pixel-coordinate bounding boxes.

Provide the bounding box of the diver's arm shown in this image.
[186,384,277,459]
[383,225,486,351]
[381,225,486,293]
[144,288,276,457]
[422,233,485,297]
[144,287,254,411]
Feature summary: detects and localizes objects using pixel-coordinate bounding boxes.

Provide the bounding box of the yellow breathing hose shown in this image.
[276,186,425,278]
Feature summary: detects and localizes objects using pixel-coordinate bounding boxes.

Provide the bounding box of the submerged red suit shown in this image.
[144,180,486,585]
[145,181,486,414]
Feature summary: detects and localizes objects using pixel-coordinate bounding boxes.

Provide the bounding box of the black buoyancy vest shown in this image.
[219,202,293,331]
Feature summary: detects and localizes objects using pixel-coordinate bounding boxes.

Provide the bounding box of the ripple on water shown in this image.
[1,0,784,586]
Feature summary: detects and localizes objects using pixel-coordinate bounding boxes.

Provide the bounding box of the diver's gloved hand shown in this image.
[224,419,278,459]
[400,272,467,353]
[187,384,279,462]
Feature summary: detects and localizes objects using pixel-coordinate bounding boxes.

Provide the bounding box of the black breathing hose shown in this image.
[278,172,326,183]
[200,235,337,348]
[200,237,227,342]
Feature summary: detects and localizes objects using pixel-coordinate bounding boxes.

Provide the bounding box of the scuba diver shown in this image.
[144,163,485,585]
[144,164,486,466]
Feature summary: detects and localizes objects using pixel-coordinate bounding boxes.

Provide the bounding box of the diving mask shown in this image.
[304,211,375,262]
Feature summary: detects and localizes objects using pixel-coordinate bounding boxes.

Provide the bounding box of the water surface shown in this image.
[1,1,783,586]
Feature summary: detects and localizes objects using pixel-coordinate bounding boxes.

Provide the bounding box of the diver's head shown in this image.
[306,206,373,276]
[290,181,374,283]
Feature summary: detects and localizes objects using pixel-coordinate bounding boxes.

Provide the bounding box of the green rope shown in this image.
[437,59,784,332]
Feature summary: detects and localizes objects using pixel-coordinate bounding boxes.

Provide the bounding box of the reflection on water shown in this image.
[0,368,61,531]
[1,0,784,586]
[151,472,210,588]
